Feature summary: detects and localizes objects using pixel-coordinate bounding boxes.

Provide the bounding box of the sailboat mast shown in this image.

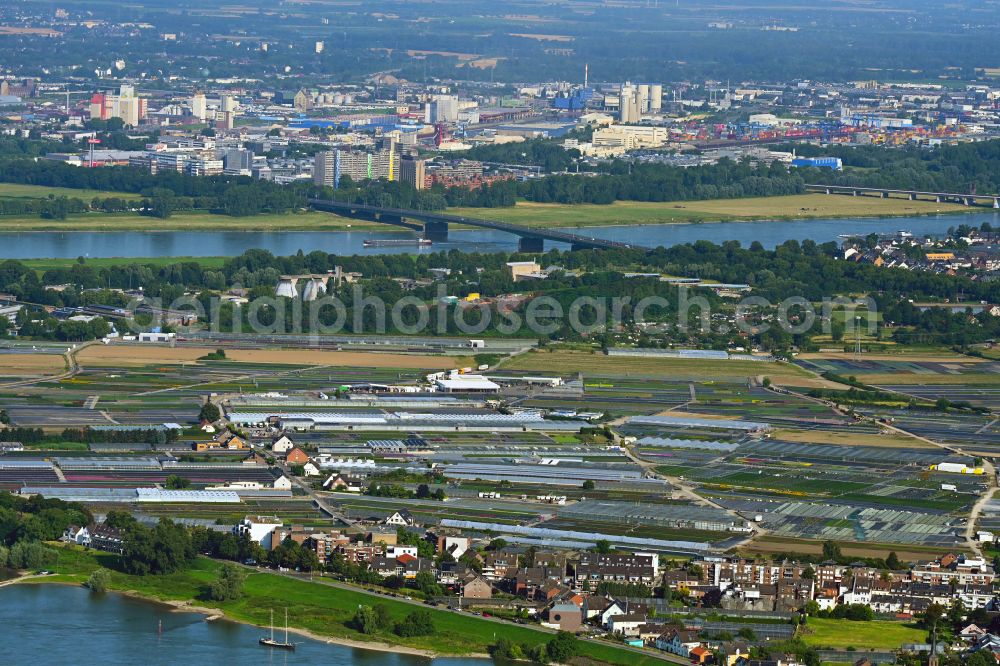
[270,608,274,641]
[284,608,289,644]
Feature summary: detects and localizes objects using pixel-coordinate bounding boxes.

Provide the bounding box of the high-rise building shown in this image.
[191,92,207,121]
[223,149,254,175]
[314,150,337,188]
[399,155,427,190]
[314,149,400,189]
[315,40,324,54]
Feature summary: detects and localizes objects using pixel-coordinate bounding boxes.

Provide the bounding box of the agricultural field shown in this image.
[797,355,1000,385]
[503,349,819,384]
[76,345,472,369]
[0,352,66,376]
[449,194,969,228]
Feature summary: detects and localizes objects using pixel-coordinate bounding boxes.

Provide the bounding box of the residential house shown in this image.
[656,628,703,657]
[385,545,419,559]
[911,554,994,586]
[437,535,469,559]
[323,474,365,492]
[62,524,90,547]
[515,566,565,600]
[285,446,310,464]
[272,435,295,454]
[575,552,657,588]
[234,515,283,550]
[384,510,415,527]
[217,431,247,449]
[338,543,384,564]
[608,613,648,637]
[366,527,398,546]
[89,524,125,554]
[460,574,493,599]
[305,532,350,565]
[690,645,713,665]
[544,603,583,632]
[483,550,520,581]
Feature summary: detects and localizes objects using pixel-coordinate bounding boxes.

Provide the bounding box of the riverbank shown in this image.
[449,194,974,228]
[0,193,977,233]
[25,545,667,666]
[0,210,386,232]
[155,597,452,658]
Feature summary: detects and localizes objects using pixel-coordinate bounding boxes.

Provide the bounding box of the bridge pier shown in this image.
[423,220,449,240]
[909,193,916,201]
[881,191,889,199]
[965,197,974,206]
[936,195,943,203]
[517,236,545,253]
[994,198,999,209]
[825,188,832,195]
[375,213,406,226]
[852,190,859,197]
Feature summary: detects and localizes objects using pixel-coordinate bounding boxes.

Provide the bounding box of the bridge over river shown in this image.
[806,183,1000,207]
[308,198,647,252]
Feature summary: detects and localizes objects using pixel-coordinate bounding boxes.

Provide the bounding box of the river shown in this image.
[0,584,489,666]
[1,211,997,259]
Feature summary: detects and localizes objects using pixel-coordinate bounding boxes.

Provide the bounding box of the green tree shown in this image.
[582,480,595,490]
[593,539,613,554]
[967,650,998,666]
[413,570,442,597]
[394,610,435,637]
[87,568,111,594]
[821,540,842,561]
[351,604,391,635]
[886,551,901,570]
[209,563,246,601]
[545,632,579,662]
[165,475,191,490]
[199,402,221,422]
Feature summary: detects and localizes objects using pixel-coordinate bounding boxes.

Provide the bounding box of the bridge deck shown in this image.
[309,198,645,251]
[806,184,999,200]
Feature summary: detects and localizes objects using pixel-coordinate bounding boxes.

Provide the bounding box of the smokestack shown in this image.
[584,63,588,89]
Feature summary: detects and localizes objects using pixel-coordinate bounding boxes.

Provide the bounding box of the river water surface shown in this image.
[1,584,489,666]
[2,211,997,259]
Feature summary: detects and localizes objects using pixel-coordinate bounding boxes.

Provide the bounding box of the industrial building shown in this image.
[90,84,147,126]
